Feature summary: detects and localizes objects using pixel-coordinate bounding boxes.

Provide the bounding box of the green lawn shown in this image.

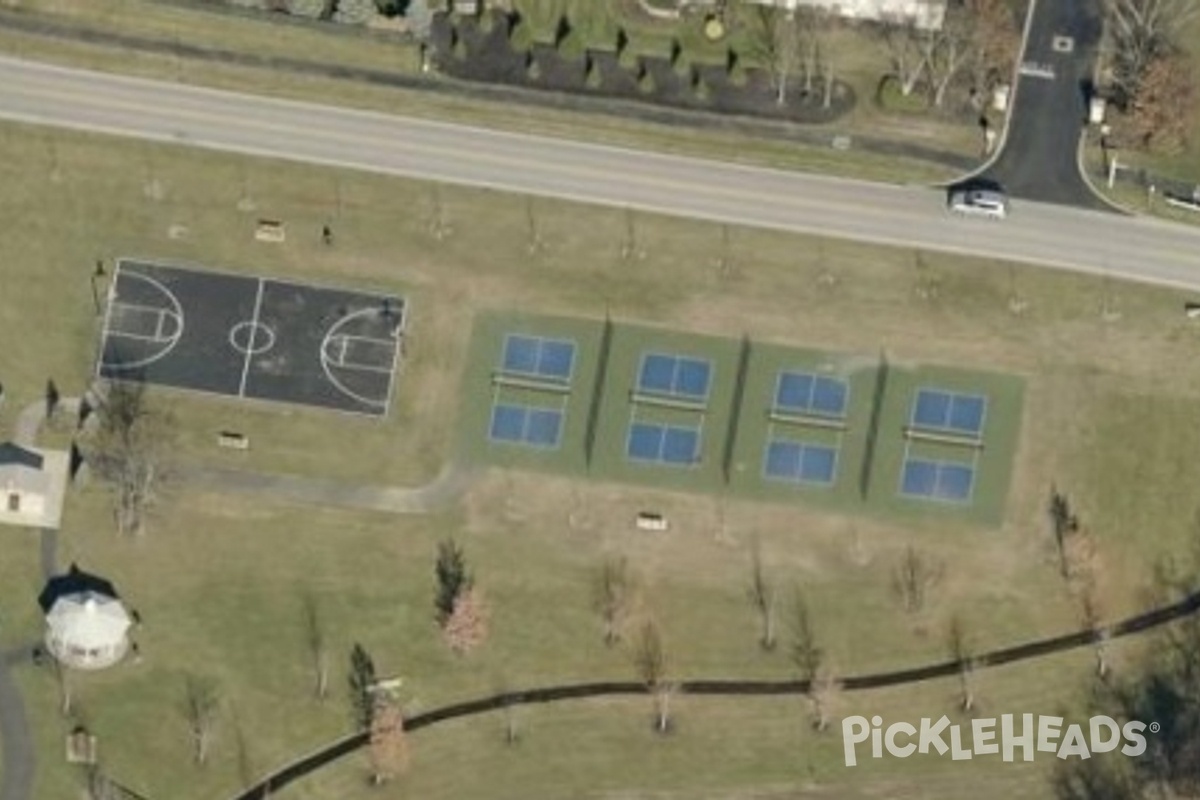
[2,119,1200,799]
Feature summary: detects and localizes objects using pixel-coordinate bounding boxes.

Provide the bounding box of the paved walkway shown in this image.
[182,460,477,514]
[0,647,34,800]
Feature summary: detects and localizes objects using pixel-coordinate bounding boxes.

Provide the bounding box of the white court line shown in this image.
[97,269,186,373]
[338,335,400,373]
[238,279,266,399]
[154,308,165,340]
[105,329,166,344]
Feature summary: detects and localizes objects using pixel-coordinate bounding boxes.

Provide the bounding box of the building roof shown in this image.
[46,592,131,651]
[39,565,119,613]
[0,442,42,470]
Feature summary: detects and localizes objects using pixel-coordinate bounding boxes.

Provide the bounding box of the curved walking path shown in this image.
[17,397,478,514]
[230,586,1200,800]
[11,398,1200,799]
[181,460,477,514]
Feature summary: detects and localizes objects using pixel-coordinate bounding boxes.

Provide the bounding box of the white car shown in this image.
[949,189,1009,219]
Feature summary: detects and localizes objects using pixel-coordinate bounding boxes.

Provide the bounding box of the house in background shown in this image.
[739,0,947,30]
[0,441,69,529]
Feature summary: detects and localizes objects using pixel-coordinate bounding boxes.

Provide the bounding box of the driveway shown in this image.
[983,0,1107,209]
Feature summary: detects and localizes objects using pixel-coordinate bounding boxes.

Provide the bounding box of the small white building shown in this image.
[0,442,47,518]
[0,441,68,529]
[41,567,133,670]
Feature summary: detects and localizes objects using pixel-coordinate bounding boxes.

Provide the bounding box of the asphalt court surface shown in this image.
[98,260,405,416]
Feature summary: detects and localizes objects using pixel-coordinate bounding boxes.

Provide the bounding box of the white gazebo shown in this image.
[41,567,132,670]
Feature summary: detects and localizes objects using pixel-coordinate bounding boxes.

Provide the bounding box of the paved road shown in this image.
[0,55,1198,290]
[983,0,1105,207]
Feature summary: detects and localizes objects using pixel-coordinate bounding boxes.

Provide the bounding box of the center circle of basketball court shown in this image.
[228,320,276,356]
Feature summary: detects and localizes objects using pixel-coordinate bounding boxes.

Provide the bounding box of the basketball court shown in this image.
[97,259,405,416]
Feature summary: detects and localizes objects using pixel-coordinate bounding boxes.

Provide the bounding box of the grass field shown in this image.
[3,119,1200,799]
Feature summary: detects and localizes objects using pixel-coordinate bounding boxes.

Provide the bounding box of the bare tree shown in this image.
[1104,0,1197,100]
[368,694,409,785]
[84,766,118,800]
[592,555,638,646]
[493,674,521,745]
[1080,587,1111,679]
[878,13,927,96]
[45,379,60,422]
[301,591,329,701]
[796,5,834,104]
[967,0,1020,91]
[90,380,173,537]
[923,3,976,108]
[231,707,254,788]
[632,618,673,734]
[946,615,976,712]
[891,545,943,615]
[1062,525,1110,677]
[787,588,822,683]
[524,195,544,255]
[744,3,801,106]
[747,538,777,651]
[809,662,842,732]
[618,207,646,262]
[1123,52,1194,153]
[442,587,490,655]
[1048,486,1080,579]
[182,674,220,766]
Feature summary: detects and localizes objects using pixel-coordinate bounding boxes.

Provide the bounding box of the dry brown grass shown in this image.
[3,120,1200,799]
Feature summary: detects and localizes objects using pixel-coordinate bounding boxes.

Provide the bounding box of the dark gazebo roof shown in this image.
[38,564,119,614]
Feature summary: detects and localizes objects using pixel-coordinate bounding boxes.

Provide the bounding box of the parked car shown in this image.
[948,188,1009,219]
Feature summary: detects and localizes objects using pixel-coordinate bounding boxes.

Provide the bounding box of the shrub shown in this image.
[637,65,656,94]
[703,15,725,41]
[674,53,692,79]
[586,56,604,89]
[618,44,640,71]
[509,19,533,51]
[558,30,586,62]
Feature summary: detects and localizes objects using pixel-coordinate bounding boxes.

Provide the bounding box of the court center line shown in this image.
[238,279,266,399]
